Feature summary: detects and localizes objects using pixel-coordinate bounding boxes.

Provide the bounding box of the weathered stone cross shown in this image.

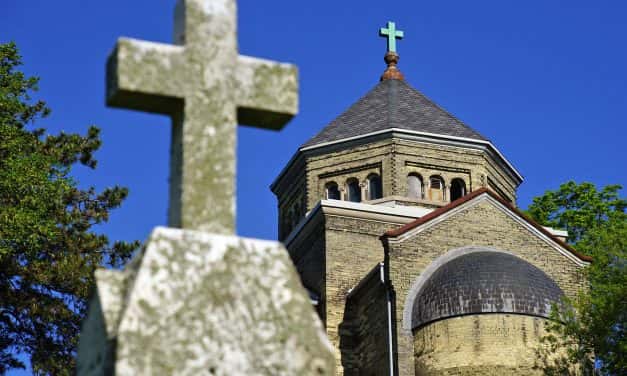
[106,0,298,234]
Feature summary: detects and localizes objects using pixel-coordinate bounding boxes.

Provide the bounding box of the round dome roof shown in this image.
[412,251,564,329]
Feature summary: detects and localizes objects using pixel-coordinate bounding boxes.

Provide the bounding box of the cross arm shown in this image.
[106,38,186,115]
[235,55,299,130]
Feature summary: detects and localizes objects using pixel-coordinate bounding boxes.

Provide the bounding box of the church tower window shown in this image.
[429,175,445,201]
[326,182,340,200]
[407,173,423,199]
[367,174,382,200]
[450,178,466,202]
[347,178,362,203]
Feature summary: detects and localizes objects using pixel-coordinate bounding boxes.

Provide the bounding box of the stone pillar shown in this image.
[360,180,368,201]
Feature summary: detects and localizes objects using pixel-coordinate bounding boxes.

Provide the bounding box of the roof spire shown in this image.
[379,21,405,81]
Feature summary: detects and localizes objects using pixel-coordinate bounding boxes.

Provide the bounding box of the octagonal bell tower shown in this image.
[271,41,523,242]
[266,24,572,376]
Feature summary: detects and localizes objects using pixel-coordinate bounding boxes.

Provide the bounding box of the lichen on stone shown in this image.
[79,227,335,375]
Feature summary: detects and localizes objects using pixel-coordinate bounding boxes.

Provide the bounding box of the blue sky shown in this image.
[2,0,626,372]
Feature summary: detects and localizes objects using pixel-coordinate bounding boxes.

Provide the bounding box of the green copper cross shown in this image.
[379,21,404,53]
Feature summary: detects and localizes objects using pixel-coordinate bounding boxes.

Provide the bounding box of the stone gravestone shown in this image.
[76,1,335,375]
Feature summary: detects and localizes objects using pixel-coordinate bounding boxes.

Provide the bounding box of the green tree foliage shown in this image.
[0,42,139,374]
[527,181,626,375]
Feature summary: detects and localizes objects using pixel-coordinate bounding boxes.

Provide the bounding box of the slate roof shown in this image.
[302,79,487,148]
[411,251,564,329]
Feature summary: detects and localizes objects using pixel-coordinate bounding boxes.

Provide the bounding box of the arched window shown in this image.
[429,175,445,201]
[450,178,466,201]
[326,182,340,200]
[346,178,361,203]
[367,174,382,200]
[407,173,423,199]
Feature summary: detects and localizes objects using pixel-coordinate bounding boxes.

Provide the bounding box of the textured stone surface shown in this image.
[324,216,397,373]
[76,269,129,376]
[273,135,521,239]
[388,197,587,375]
[340,264,390,376]
[283,211,403,375]
[107,0,298,234]
[414,314,552,375]
[78,227,335,375]
[411,251,565,328]
[282,191,586,375]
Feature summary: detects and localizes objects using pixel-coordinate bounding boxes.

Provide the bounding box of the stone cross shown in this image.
[379,21,404,53]
[106,0,298,234]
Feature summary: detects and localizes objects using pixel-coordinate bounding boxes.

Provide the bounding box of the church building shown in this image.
[271,22,591,375]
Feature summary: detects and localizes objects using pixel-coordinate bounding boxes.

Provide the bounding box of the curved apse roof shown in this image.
[302,79,487,148]
[412,251,564,329]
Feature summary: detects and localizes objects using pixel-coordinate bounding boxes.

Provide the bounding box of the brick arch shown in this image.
[401,245,518,331]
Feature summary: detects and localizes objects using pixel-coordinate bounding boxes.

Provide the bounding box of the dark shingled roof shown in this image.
[412,251,564,329]
[303,79,487,148]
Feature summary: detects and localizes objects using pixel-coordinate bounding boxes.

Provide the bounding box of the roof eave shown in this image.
[269,149,306,195]
[381,188,592,264]
[301,128,524,184]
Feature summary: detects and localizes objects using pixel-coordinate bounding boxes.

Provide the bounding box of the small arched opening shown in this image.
[346,178,361,203]
[407,173,423,199]
[326,181,340,200]
[367,174,382,200]
[450,178,466,202]
[429,175,445,201]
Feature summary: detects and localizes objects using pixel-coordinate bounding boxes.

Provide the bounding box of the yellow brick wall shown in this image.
[324,215,400,375]
[389,199,587,375]
[393,139,518,202]
[278,134,582,375]
[414,314,550,375]
[340,268,390,376]
[303,138,519,214]
[306,140,393,210]
[288,219,326,297]
[287,196,586,376]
